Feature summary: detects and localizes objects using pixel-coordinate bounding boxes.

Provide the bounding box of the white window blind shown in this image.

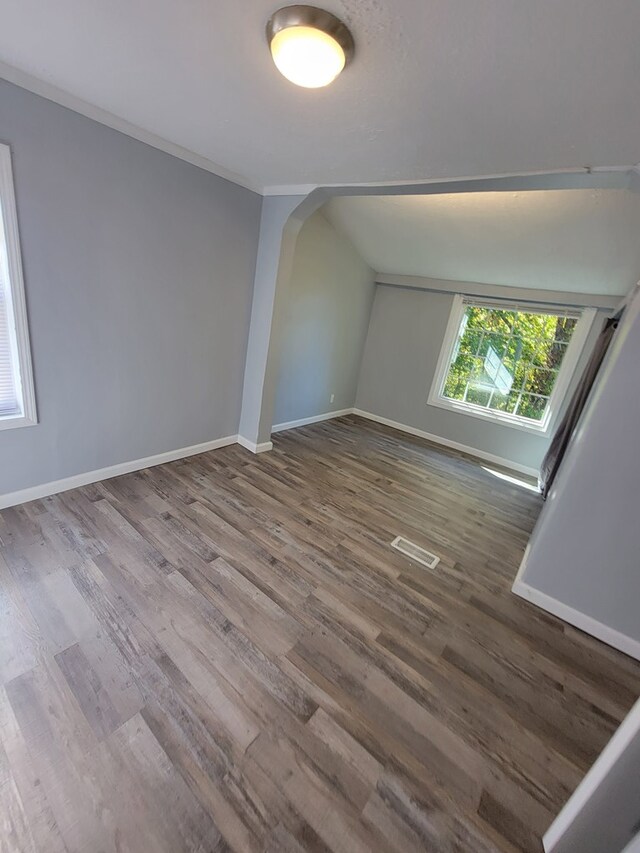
[0,143,37,431]
[0,233,20,417]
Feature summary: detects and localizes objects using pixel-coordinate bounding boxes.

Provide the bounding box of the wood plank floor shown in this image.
[1,416,638,852]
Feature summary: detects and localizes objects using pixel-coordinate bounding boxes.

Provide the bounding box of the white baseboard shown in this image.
[512,579,640,662]
[352,408,539,478]
[543,696,640,851]
[237,435,273,454]
[0,435,238,510]
[272,408,353,433]
[1,410,538,508]
[270,405,539,478]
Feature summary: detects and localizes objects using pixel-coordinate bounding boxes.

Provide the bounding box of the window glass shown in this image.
[442,304,579,424]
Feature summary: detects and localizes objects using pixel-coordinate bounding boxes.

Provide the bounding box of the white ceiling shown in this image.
[323,189,640,295]
[0,1,639,192]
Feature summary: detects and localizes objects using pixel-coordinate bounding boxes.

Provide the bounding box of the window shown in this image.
[428,295,595,433]
[0,144,36,430]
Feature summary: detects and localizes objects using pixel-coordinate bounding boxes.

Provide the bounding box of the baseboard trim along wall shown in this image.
[1,409,538,509]
[272,408,354,433]
[542,696,640,852]
[0,435,239,510]
[237,435,274,454]
[512,578,640,662]
[272,406,539,477]
[351,408,540,478]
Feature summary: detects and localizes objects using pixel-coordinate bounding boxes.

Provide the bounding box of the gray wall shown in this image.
[356,284,602,471]
[0,79,262,495]
[518,287,640,645]
[273,211,375,426]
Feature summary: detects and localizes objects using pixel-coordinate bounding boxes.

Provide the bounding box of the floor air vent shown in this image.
[390,536,440,569]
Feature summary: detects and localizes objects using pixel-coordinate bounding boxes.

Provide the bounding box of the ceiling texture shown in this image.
[0,0,639,192]
[323,190,640,295]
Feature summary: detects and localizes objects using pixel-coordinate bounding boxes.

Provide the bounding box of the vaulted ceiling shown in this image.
[0,1,639,192]
[323,189,640,295]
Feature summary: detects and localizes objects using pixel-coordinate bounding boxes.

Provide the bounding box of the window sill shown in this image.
[427,394,552,435]
[0,413,38,432]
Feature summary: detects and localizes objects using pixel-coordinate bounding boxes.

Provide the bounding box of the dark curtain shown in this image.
[539,314,619,498]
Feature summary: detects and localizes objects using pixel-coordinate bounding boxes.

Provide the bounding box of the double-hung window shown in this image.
[428,295,595,433]
[0,143,36,430]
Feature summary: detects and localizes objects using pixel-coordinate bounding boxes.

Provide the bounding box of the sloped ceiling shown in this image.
[0,1,639,191]
[323,189,640,295]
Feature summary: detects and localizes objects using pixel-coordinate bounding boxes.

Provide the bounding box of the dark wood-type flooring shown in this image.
[1,416,639,852]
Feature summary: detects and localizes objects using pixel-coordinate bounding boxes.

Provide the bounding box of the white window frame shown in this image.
[427,294,596,435]
[0,143,37,430]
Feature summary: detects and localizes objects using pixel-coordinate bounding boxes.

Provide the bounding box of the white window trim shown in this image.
[0,143,37,431]
[427,294,597,435]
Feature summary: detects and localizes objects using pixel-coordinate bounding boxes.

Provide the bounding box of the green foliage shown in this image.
[442,306,577,422]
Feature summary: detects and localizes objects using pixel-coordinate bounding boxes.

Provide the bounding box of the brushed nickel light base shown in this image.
[266,5,355,67]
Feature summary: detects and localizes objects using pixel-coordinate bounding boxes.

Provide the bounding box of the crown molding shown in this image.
[1,62,637,201]
[263,184,318,196]
[375,273,622,309]
[262,165,640,197]
[0,60,263,194]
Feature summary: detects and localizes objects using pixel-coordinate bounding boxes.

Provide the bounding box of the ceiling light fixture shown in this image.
[266,5,355,89]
